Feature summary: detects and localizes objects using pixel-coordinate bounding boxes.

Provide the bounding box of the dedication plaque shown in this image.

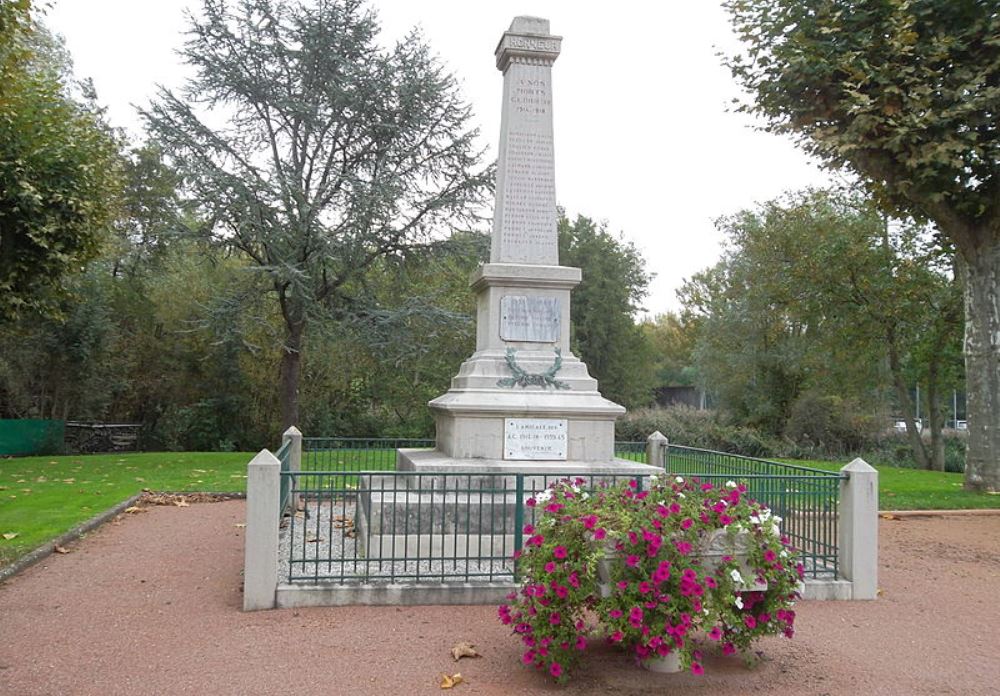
[500,295,560,342]
[504,418,568,460]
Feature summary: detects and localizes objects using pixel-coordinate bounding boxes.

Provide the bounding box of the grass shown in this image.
[779,458,1000,511]
[0,451,251,566]
[2,447,997,568]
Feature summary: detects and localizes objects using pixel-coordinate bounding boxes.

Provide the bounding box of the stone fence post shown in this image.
[244,449,280,611]
[646,431,668,469]
[282,425,302,510]
[838,458,879,600]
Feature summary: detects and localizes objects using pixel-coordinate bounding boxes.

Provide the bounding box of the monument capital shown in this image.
[495,16,562,72]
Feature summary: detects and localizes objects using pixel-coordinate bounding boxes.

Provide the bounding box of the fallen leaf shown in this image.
[54,545,70,554]
[174,499,190,507]
[879,513,897,520]
[451,642,481,661]
[305,533,322,543]
[234,523,246,528]
[2,532,18,540]
[344,529,356,539]
[135,477,145,482]
[440,673,463,689]
[124,506,144,514]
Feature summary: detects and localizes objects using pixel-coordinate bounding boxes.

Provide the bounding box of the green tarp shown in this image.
[0,419,65,456]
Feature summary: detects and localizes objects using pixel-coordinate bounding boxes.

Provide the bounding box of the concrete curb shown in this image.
[880,508,1000,518]
[0,492,143,584]
[0,490,247,584]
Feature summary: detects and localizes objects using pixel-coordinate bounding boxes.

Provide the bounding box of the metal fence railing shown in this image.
[281,470,651,585]
[665,444,845,579]
[288,438,844,583]
[303,437,435,471]
[303,438,650,469]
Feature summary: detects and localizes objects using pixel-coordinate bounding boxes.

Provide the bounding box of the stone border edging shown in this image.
[0,490,246,583]
[881,508,1000,517]
[0,492,143,583]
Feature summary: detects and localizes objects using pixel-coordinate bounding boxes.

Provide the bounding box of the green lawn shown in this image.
[0,451,251,566]
[780,458,1000,511]
[2,449,997,568]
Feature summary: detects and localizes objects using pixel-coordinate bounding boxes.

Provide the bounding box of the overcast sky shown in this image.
[46,0,834,316]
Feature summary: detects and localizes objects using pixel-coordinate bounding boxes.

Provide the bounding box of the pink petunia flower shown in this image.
[553,545,568,559]
[549,662,562,678]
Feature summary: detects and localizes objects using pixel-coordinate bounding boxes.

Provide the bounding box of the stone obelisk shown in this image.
[399,17,653,475]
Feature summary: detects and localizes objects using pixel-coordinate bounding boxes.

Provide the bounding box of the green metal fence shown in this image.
[288,438,844,584]
[281,470,648,585]
[303,437,435,471]
[665,444,845,579]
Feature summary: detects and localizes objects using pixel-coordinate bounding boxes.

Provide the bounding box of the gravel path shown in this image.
[1,500,998,695]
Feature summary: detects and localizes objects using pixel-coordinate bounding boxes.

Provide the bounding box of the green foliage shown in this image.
[616,407,780,458]
[558,214,654,408]
[783,391,877,456]
[679,188,962,467]
[641,312,699,388]
[142,0,491,429]
[722,0,1000,489]
[0,5,122,321]
[723,0,1000,225]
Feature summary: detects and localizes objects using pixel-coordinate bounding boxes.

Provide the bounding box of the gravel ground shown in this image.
[1,500,998,695]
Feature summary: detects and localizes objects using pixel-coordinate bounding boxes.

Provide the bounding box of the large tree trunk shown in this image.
[960,236,1000,491]
[279,320,304,432]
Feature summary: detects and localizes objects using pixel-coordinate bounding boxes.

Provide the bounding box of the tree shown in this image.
[723,0,1000,489]
[558,214,654,408]
[142,0,491,430]
[0,2,122,321]
[680,188,963,464]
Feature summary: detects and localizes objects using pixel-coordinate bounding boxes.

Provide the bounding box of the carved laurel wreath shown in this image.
[497,347,570,389]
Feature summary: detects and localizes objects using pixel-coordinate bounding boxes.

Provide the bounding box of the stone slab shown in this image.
[500,295,560,342]
[504,417,567,460]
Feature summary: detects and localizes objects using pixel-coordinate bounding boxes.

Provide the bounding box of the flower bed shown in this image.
[498,473,803,682]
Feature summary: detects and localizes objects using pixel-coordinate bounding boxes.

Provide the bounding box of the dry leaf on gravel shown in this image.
[174,499,190,507]
[124,506,144,514]
[305,533,322,543]
[439,673,463,689]
[2,532,18,540]
[450,642,481,661]
[53,545,70,554]
[879,513,898,520]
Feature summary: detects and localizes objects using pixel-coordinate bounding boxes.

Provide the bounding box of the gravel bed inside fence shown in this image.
[277,496,515,585]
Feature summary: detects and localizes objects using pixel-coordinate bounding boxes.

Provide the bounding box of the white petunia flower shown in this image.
[730,568,744,584]
[734,595,744,609]
[725,480,737,488]
[535,489,552,503]
[675,476,685,484]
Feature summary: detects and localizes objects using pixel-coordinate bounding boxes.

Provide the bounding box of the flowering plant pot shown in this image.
[498,473,803,683]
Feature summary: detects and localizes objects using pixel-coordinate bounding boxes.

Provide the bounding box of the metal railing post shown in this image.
[513,474,524,583]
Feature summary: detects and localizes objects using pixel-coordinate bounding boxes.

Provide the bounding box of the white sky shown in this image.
[46,0,834,315]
